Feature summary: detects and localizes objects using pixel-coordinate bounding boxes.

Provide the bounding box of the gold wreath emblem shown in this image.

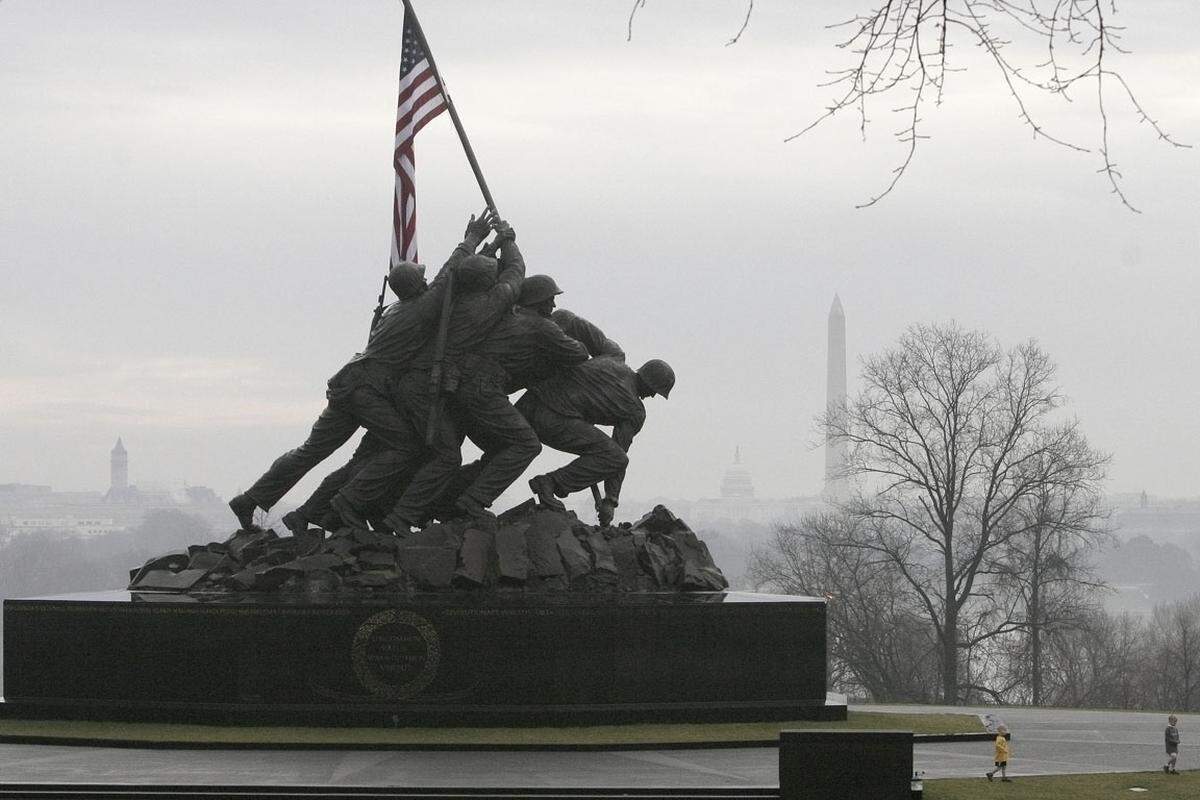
[350,609,441,700]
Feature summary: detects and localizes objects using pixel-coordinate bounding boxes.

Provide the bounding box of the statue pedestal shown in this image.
[2,590,843,726]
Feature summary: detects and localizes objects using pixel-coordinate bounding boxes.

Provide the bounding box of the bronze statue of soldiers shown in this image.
[520,357,674,526]
[517,276,624,361]
[440,275,592,519]
[378,219,527,532]
[280,432,393,532]
[550,307,625,361]
[282,274,584,532]
[227,213,492,530]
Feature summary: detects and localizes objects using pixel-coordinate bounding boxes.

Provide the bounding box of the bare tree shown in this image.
[824,322,1106,704]
[628,2,1189,210]
[1150,597,1200,712]
[749,511,941,701]
[987,456,1111,704]
[928,594,1200,711]
[1048,609,1150,709]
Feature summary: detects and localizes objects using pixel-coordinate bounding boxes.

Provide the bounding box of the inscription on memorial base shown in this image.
[350,609,442,701]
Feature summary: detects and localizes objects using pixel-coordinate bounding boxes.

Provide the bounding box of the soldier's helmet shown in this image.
[636,359,675,399]
[518,275,564,307]
[388,261,427,299]
[517,274,564,307]
[456,254,499,293]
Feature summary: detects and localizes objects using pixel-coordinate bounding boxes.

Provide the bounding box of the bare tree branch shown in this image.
[726,0,755,46]
[784,1,1188,210]
[627,0,647,43]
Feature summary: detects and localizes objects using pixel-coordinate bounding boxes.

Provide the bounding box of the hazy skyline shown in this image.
[3,1,1198,507]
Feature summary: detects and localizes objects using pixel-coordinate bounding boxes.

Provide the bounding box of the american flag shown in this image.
[391,7,447,266]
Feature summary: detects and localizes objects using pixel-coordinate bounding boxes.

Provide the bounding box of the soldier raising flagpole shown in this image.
[386,0,504,444]
[232,1,675,534]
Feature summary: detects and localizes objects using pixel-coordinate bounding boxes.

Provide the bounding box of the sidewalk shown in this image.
[0,705,1192,786]
[873,703,1197,779]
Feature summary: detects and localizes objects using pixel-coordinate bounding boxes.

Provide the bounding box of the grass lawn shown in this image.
[926,770,1197,799]
[0,709,983,746]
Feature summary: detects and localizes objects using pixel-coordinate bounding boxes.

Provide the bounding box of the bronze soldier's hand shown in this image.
[465,209,494,241]
[492,218,515,242]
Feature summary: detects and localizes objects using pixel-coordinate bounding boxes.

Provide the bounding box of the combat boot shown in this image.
[528,474,566,512]
[228,493,259,530]
[455,495,499,533]
[281,510,309,535]
[383,510,423,538]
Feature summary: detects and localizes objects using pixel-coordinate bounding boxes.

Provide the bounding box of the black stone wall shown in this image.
[779,730,914,800]
[3,590,837,726]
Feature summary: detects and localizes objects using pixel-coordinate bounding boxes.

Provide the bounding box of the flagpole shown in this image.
[400,0,498,214]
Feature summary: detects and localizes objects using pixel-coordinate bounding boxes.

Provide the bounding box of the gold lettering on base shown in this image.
[350,609,440,700]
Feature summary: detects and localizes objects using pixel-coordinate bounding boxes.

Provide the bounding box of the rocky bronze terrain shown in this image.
[128,503,727,594]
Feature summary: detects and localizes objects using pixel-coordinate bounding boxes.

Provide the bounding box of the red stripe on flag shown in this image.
[396,79,447,129]
[389,13,448,269]
[396,67,438,110]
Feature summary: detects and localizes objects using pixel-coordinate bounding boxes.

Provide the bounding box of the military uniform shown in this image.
[444,307,588,510]
[291,432,388,526]
[333,307,601,523]
[516,357,646,505]
[551,308,625,360]
[239,236,478,515]
[384,238,527,525]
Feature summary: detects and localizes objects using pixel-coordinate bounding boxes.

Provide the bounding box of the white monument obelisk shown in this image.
[110,437,128,493]
[824,295,848,499]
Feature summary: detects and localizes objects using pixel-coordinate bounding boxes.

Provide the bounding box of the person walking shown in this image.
[1165,714,1180,774]
[986,724,1012,782]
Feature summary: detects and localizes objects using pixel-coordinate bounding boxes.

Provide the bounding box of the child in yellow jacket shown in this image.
[986,725,1012,782]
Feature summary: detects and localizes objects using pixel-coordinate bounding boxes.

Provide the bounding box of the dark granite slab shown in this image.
[779,730,914,800]
[2,590,838,726]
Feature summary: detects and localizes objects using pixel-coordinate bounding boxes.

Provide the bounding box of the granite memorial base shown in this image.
[2,590,844,727]
[779,730,914,800]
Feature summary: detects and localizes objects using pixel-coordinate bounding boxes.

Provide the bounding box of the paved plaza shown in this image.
[887,703,1197,779]
[0,705,1193,787]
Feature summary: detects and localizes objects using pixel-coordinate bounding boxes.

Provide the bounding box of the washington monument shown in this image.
[824,295,848,498]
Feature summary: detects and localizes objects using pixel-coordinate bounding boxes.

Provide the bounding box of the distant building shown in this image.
[110,437,127,492]
[0,438,230,537]
[720,447,755,499]
[105,437,136,503]
[690,448,825,528]
[1108,492,1200,550]
[683,296,856,529]
[2,514,123,537]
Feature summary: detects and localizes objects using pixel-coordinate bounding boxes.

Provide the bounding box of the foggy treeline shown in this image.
[1097,535,1200,605]
[750,512,1200,712]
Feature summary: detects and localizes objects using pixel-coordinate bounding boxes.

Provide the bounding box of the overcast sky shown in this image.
[2,1,1198,507]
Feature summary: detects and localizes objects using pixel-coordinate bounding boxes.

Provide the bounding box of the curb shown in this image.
[0,730,992,752]
[915,732,997,743]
